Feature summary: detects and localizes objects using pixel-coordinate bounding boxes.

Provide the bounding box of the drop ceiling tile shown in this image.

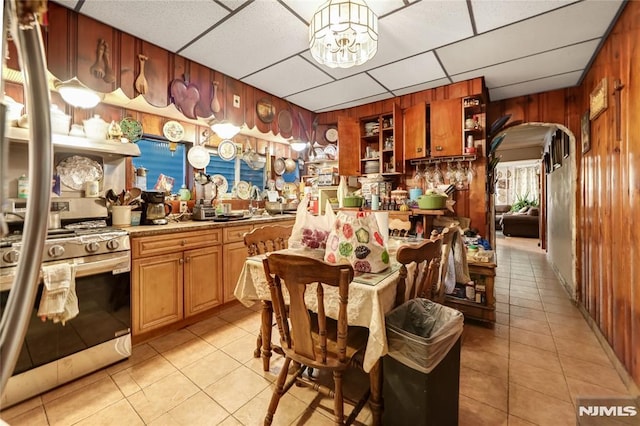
[438,0,624,76]
[242,56,334,98]
[285,0,408,23]
[303,0,474,80]
[77,1,228,53]
[218,0,248,11]
[368,52,445,91]
[471,0,578,33]
[286,74,387,112]
[392,78,452,96]
[180,1,308,79]
[316,93,395,113]
[452,39,600,88]
[489,71,582,101]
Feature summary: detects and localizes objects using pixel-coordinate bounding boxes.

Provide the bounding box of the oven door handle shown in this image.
[0,254,131,291]
[74,255,130,277]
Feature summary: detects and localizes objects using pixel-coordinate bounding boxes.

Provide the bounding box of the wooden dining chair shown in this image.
[394,235,444,306]
[243,224,293,370]
[434,224,458,303]
[262,253,370,425]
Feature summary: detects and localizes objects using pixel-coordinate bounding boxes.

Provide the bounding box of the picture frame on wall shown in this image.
[581,111,591,154]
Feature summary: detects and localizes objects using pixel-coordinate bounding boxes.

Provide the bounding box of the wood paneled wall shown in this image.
[9,2,314,144]
[489,2,640,388]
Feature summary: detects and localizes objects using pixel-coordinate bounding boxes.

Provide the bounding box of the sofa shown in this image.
[501,207,540,238]
[494,204,512,230]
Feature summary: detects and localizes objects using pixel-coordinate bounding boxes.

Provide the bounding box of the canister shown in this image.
[85,180,99,197]
[18,175,28,199]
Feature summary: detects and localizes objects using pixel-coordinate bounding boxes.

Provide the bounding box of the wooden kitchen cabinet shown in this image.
[131,229,223,336]
[430,98,463,157]
[132,252,184,334]
[404,102,429,160]
[222,223,254,303]
[337,104,404,176]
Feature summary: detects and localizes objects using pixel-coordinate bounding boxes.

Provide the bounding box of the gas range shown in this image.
[0,224,130,268]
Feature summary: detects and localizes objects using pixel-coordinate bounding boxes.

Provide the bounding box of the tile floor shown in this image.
[1,235,638,425]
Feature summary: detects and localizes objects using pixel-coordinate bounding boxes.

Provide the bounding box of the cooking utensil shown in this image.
[417,193,447,209]
[284,158,296,173]
[211,81,221,113]
[135,54,149,94]
[274,157,286,175]
[106,189,119,203]
[89,39,105,79]
[102,41,115,83]
[128,187,142,203]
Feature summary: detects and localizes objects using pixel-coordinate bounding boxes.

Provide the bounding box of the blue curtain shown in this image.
[132,139,185,191]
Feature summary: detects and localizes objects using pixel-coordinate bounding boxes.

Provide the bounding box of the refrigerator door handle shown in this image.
[0,0,52,393]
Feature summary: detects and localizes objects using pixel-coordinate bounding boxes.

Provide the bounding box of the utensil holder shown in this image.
[111,205,132,227]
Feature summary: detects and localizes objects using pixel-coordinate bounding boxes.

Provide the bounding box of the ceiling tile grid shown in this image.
[179,1,309,79]
[79,0,228,53]
[52,0,626,112]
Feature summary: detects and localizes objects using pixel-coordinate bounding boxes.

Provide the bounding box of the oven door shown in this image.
[0,252,131,375]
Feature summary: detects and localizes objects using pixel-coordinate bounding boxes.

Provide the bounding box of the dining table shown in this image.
[234,243,418,425]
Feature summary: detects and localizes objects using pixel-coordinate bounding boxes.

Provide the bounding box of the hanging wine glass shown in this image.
[434,162,444,186]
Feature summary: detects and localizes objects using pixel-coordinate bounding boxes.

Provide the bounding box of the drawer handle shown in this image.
[435,145,443,151]
[179,258,184,264]
[185,256,190,263]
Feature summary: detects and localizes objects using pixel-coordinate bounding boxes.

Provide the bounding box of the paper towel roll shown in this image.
[374,211,389,246]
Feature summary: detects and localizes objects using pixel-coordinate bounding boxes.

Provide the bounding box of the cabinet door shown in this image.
[404,103,428,160]
[430,98,463,157]
[223,241,249,303]
[338,116,360,176]
[184,245,223,317]
[132,252,184,335]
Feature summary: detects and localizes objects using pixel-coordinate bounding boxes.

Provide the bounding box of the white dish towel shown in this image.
[37,263,79,325]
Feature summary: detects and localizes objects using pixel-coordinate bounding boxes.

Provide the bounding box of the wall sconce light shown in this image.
[54,77,102,109]
[210,119,241,140]
[290,140,308,152]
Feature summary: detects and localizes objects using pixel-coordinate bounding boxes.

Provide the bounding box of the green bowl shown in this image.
[343,196,364,207]
[417,194,447,209]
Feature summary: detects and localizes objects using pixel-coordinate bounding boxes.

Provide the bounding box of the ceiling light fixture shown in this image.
[290,140,308,152]
[54,77,102,109]
[309,0,378,69]
[210,119,241,139]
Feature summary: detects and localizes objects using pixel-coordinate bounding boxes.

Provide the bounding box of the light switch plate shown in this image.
[233,95,240,108]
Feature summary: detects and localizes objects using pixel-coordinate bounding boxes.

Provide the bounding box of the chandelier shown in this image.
[309,0,378,69]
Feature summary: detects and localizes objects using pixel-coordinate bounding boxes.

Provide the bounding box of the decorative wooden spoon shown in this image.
[89,39,105,79]
[210,81,221,113]
[135,54,148,94]
[102,41,115,83]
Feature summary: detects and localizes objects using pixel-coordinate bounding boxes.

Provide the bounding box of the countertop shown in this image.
[121,214,296,237]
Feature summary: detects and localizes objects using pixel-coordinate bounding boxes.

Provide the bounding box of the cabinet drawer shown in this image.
[223,224,253,243]
[132,229,222,258]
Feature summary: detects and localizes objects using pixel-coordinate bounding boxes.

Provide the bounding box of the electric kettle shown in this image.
[141,191,172,225]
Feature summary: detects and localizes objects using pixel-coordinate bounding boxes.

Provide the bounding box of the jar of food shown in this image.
[17,174,28,199]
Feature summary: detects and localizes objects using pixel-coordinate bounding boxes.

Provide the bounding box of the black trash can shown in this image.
[382,299,463,426]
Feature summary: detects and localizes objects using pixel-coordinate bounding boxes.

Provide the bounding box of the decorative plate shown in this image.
[218,139,237,161]
[323,144,337,159]
[187,145,210,169]
[277,110,293,134]
[274,157,286,175]
[282,183,298,198]
[163,120,184,142]
[120,117,143,143]
[56,155,103,190]
[275,176,285,190]
[256,98,276,123]
[325,127,338,143]
[236,180,251,200]
[211,174,228,195]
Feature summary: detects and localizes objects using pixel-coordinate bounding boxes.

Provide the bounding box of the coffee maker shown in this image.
[141,191,172,225]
